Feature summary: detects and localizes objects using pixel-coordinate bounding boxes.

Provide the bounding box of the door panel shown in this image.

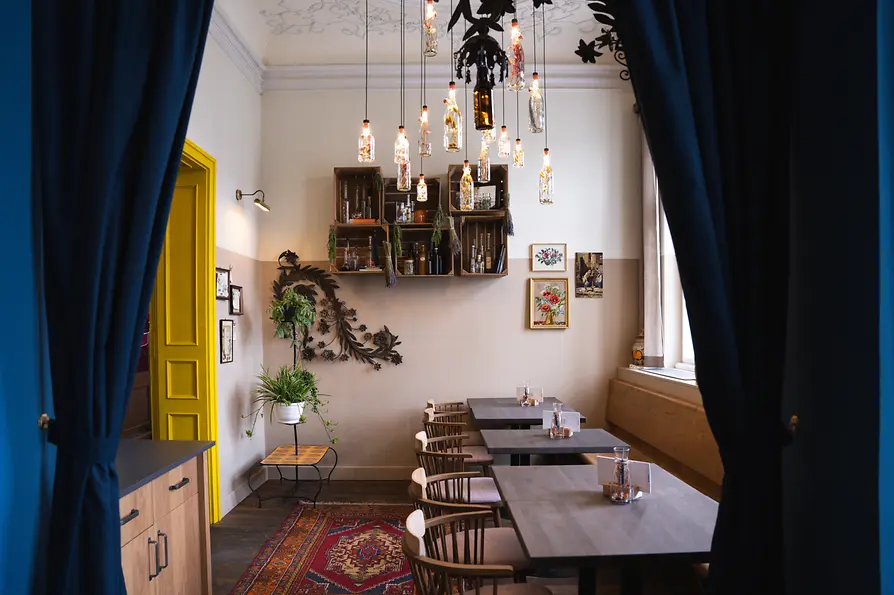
[121,525,158,595]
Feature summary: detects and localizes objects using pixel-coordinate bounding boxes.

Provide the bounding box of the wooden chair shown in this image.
[423,410,494,470]
[414,434,504,510]
[426,399,469,414]
[404,510,538,587]
[409,467,502,527]
[415,432,471,474]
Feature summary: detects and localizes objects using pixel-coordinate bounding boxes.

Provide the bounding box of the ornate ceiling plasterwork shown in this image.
[259,0,596,40]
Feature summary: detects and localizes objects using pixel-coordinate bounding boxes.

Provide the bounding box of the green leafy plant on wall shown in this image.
[267,286,316,358]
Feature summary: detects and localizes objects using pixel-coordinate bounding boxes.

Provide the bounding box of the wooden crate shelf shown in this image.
[458,216,508,276]
[382,176,445,225]
[334,166,383,224]
[329,224,388,274]
[393,225,454,277]
[447,163,510,214]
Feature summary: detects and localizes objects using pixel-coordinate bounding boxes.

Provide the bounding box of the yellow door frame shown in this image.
[150,138,221,522]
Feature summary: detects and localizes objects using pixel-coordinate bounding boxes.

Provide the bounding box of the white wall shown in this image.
[257,85,643,479]
[259,86,641,262]
[187,35,265,517]
[188,36,263,261]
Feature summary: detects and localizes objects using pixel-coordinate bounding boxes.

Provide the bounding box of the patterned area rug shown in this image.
[231,504,415,595]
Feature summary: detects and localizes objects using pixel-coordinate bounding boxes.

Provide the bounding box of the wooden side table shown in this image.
[247,422,338,508]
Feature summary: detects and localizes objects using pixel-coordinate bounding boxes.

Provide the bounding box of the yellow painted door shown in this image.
[151,166,220,521]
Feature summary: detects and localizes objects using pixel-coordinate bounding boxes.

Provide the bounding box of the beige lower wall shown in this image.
[215,247,267,515]
[258,257,640,479]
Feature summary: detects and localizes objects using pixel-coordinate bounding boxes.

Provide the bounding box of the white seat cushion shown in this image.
[444,476,502,504]
[464,445,494,465]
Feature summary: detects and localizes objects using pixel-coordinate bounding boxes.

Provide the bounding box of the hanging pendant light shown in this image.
[483,126,496,145]
[396,0,411,191]
[528,72,544,133]
[417,174,428,202]
[513,138,525,168]
[473,67,495,131]
[508,18,526,91]
[358,0,375,162]
[478,137,491,183]
[498,126,510,158]
[538,5,553,205]
[417,6,429,201]
[460,159,475,210]
[419,106,432,157]
[423,0,438,57]
[444,82,462,152]
[539,148,553,204]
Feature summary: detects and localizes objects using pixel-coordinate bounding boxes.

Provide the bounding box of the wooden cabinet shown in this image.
[120,452,211,595]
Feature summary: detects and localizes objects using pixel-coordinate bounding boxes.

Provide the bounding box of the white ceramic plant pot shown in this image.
[275,402,305,425]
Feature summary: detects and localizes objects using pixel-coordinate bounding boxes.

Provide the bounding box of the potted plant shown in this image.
[243,365,338,443]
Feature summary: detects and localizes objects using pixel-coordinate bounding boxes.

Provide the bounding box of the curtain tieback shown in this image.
[47,420,119,465]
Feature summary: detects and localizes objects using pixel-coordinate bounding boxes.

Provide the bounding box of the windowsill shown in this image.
[616,366,703,406]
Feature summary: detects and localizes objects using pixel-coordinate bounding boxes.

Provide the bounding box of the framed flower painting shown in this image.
[529,279,569,329]
[530,243,567,272]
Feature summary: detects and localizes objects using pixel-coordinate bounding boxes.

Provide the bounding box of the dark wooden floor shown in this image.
[210,480,410,595]
[211,479,703,595]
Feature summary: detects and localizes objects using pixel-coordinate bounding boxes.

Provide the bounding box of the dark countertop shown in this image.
[467,397,588,427]
[480,428,627,454]
[117,440,215,497]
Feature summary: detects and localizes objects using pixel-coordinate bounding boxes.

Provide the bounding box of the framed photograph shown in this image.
[529,278,569,329]
[530,243,567,272]
[215,267,230,300]
[229,285,244,315]
[575,252,604,298]
[220,319,234,363]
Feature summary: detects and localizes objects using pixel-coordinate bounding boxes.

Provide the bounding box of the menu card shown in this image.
[595,455,653,494]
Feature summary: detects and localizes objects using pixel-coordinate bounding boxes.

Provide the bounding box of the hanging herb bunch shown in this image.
[271,250,402,370]
[575,1,627,80]
[448,0,514,84]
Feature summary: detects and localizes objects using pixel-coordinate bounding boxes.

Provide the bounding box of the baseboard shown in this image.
[220,467,267,517]
[266,465,416,481]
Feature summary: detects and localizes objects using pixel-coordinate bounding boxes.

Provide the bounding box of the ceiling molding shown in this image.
[262,63,630,92]
[209,5,264,94]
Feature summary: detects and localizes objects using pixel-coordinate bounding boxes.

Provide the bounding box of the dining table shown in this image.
[480,428,628,466]
[466,397,588,428]
[491,464,717,595]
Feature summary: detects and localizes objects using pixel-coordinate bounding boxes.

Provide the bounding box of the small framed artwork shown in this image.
[229,285,244,315]
[215,267,230,300]
[531,243,567,272]
[575,252,604,298]
[529,278,569,329]
[220,319,234,363]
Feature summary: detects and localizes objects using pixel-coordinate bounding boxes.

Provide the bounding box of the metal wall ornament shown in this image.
[446,0,512,86]
[576,0,628,81]
[273,251,402,370]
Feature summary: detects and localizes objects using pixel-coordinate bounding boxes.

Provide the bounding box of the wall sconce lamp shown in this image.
[236,189,271,212]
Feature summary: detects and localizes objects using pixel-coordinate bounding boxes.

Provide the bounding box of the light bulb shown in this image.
[423,0,438,57]
[539,148,554,205]
[418,106,432,157]
[460,160,475,210]
[443,81,462,152]
[473,68,495,131]
[397,161,412,192]
[513,138,525,168]
[498,126,510,158]
[394,125,409,164]
[508,19,525,91]
[417,174,428,202]
[358,119,375,163]
[528,72,544,133]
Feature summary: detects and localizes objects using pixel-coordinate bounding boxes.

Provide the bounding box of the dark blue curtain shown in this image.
[33,2,213,593]
[611,1,791,592]
[613,1,885,593]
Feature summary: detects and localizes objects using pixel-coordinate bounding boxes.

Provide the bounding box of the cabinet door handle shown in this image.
[148,536,161,580]
[119,508,140,527]
[157,531,169,570]
[169,477,190,491]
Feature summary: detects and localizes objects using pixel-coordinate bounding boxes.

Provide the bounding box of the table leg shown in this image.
[578,568,598,595]
[326,448,338,482]
[619,561,643,595]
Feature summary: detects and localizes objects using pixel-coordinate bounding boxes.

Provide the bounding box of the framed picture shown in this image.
[575,252,604,298]
[529,278,569,329]
[530,243,567,272]
[229,285,244,315]
[215,267,230,300]
[220,319,234,363]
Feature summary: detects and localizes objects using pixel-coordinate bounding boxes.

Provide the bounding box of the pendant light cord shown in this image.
[532,4,537,73]
[463,19,468,161]
[400,0,405,127]
[420,0,425,174]
[364,0,369,120]
[449,0,454,74]
[501,13,505,127]
[541,5,548,148]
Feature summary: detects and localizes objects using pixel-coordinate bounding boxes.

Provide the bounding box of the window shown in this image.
[659,201,696,376]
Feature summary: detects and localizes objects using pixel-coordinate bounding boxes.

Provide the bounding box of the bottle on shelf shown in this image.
[470,242,478,273]
[416,242,428,276]
[408,243,417,275]
[430,244,441,275]
[367,235,376,269]
[485,232,493,272]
